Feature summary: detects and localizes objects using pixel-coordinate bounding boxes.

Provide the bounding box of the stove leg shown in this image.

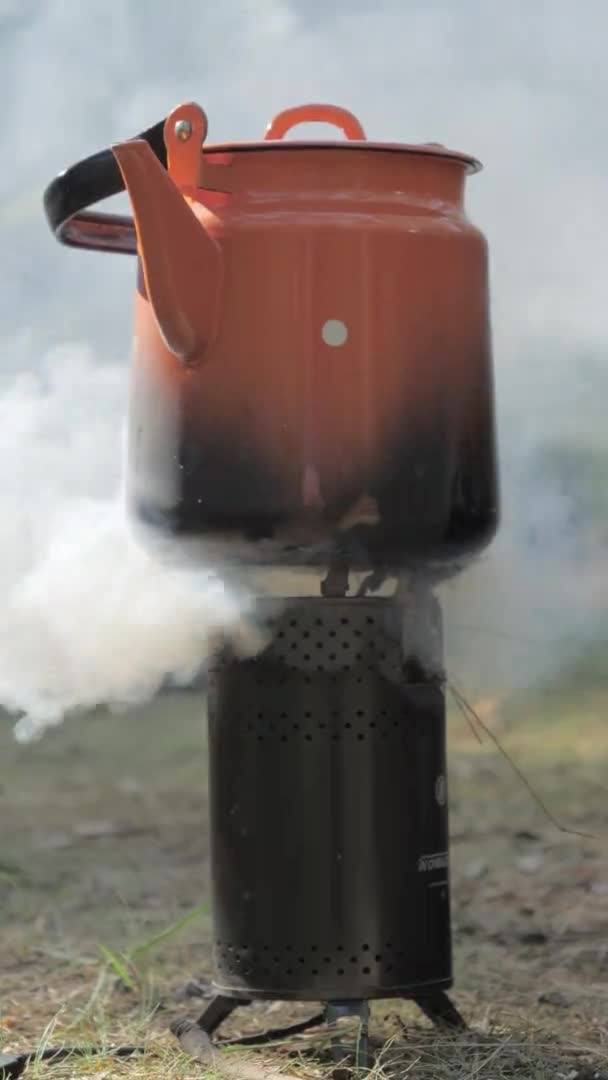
[325,1000,372,1070]
[412,990,466,1030]
[186,996,325,1047]
[195,994,246,1036]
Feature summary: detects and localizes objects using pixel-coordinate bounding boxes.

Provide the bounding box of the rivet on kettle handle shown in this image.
[165,102,209,188]
[174,119,192,142]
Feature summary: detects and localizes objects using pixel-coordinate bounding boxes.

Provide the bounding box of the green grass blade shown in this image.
[129,902,209,962]
[97,944,137,991]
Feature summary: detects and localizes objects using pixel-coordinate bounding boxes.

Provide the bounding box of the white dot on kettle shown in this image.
[322,319,348,346]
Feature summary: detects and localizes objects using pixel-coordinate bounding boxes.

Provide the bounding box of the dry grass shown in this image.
[1,684,608,1078]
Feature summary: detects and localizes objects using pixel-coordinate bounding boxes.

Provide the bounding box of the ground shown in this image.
[1,684,607,1078]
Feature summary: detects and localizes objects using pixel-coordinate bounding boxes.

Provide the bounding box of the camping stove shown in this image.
[44,97,500,1064]
[196,585,464,1062]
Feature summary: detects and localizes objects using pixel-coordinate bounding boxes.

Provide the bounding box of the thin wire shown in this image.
[449,678,483,744]
[445,676,596,841]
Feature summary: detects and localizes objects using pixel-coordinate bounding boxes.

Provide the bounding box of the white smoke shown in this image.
[0,342,245,741]
[1,0,608,735]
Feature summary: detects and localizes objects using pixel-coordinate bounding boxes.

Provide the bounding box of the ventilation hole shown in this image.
[350,956,357,964]
[337,946,344,953]
[323,956,331,964]
[386,942,393,949]
[304,711,312,719]
[315,618,323,627]
[263,945,270,953]
[370,721,376,729]
[312,968,319,976]
[362,944,370,951]
[357,733,365,741]
[257,711,263,719]
[285,945,293,952]
[293,723,300,731]
[281,735,288,743]
[356,709,364,718]
[247,723,253,732]
[318,722,327,730]
[303,631,310,639]
[286,968,294,975]
[340,617,349,625]
[329,630,336,638]
[273,957,280,963]
[305,676,312,685]
[363,966,371,975]
[278,630,285,639]
[316,642,323,649]
[329,653,337,661]
[337,968,345,975]
[375,954,382,962]
[331,709,340,718]
[289,619,297,627]
[342,641,350,649]
[311,945,319,953]
[345,722,352,729]
[257,735,264,743]
[304,653,311,661]
[305,734,312,742]
[298,956,305,964]
[354,629,362,637]
[366,616,375,624]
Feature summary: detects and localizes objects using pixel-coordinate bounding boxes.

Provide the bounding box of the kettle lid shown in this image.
[202,102,482,174]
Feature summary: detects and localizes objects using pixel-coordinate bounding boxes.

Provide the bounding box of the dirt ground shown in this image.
[1,684,607,1078]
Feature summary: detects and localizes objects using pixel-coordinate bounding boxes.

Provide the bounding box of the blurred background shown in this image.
[1,0,607,1062]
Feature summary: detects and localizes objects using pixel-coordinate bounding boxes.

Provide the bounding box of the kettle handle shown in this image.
[43,119,167,254]
[264,104,366,141]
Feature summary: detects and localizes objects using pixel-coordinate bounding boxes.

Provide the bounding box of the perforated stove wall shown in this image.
[206,597,452,1002]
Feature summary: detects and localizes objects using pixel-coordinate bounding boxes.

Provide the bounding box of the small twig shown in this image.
[446,678,596,841]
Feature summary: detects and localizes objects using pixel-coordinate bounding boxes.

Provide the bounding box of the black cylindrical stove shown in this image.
[196,591,464,1056]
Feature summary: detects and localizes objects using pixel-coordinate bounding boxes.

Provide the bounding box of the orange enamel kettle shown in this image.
[44,101,498,588]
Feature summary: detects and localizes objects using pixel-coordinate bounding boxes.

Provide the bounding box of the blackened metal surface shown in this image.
[207,597,452,1001]
[130,389,498,574]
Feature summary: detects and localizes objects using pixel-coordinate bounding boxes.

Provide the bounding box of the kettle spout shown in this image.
[112,139,222,360]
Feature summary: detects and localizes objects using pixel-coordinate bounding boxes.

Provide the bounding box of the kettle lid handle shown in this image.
[264,103,366,142]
